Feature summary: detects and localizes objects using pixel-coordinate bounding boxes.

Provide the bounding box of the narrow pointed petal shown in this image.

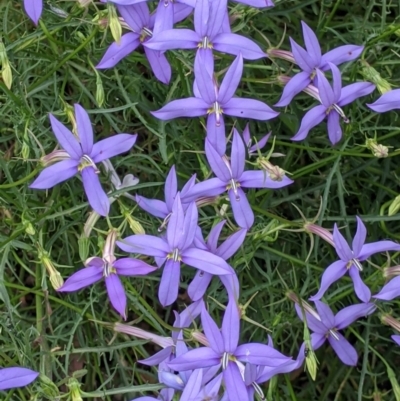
[229,188,254,229]
[158,259,181,306]
[392,335,400,346]
[144,47,171,85]
[113,258,157,276]
[367,89,400,112]
[223,363,249,401]
[145,29,199,51]
[223,98,279,120]
[180,202,199,250]
[74,104,93,154]
[165,165,178,211]
[328,333,358,366]
[301,21,321,64]
[218,54,243,105]
[291,104,326,141]
[182,248,234,275]
[49,114,81,159]
[81,167,110,216]
[152,98,209,120]
[335,303,376,329]
[311,332,326,350]
[0,367,39,391]
[234,0,274,6]
[173,3,194,23]
[352,216,367,257]
[207,0,228,38]
[194,0,209,37]
[159,372,185,391]
[91,134,137,163]
[205,139,231,182]
[289,38,315,72]
[181,174,197,200]
[316,69,335,107]
[231,130,245,178]
[195,48,215,78]
[222,300,240,353]
[183,178,226,203]
[359,240,400,260]
[194,51,217,104]
[139,347,173,367]
[96,33,141,69]
[135,195,169,218]
[294,304,327,334]
[29,159,78,189]
[180,369,203,401]
[349,267,371,302]
[217,229,247,260]
[309,260,347,300]
[206,114,227,156]
[24,0,43,25]
[194,373,222,401]
[373,276,400,300]
[168,347,221,371]
[235,344,291,366]
[188,271,213,301]
[201,306,224,354]
[327,111,342,145]
[167,194,185,249]
[240,170,293,189]
[333,223,353,261]
[329,63,343,102]
[58,265,103,292]
[207,221,226,252]
[117,235,169,257]
[274,71,311,107]
[213,33,265,60]
[321,45,364,67]
[117,3,149,32]
[152,1,174,34]
[105,274,127,319]
[220,273,240,301]
[339,82,376,107]
[313,300,335,328]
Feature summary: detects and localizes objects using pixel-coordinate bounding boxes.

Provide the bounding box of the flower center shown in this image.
[252,382,265,400]
[167,248,181,262]
[326,104,349,123]
[207,102,223,125]
[140,27,153,43]
[221,352,236,370]
[346,258,363,271]
[78,154,99,172]
[103,259,116,277]
[227,179,240,200]
[328,328,340,341]
[198,36,213,49]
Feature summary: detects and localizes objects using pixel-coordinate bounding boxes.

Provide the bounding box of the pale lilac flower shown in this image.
[367,89,400,113]
[292,63,375,144]
[58,230,156,319]
[117,194,234,306]
[275,21,364,107]
[310,216,400,302]
[23,0,43,25]
[184,130,293,229]
[296,300,376,366]
[0,367,39,391]
[152,53,278,155]
[29,104,137,216]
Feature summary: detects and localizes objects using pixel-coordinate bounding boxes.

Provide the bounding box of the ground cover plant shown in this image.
[2,0,400,400]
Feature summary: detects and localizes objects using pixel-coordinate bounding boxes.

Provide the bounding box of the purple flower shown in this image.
[367,89,400,113]
[58,230,156,319]
[392,335,400,346]
[241,123,271,157]
[373,276,400,301]
[145,0,265,72]
[236,0,274,6]
[310,216,400,302]
[0,367,39,391]
[275,21,364,107]
[292,63,375,144]
[29,104,137,216]
[167,301,291,401]
[184,130,293,229]
[296,300,376,366]
[117,194,234,306]
[152,53,278,155]
[23,0,43,25]
[97,3,174,84]
[189,220,246,301]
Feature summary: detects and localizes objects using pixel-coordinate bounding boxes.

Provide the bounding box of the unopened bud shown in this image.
[0,41,12,89]
[95,72,105,107]
[365,138,389,158]
[304,223,335,247]
[121,207,145,234]
[257,158,286,181]
[108,3,122,44]
[383,265,400,278]
[381,314,400,332]
[41,150,70,166]
[67,378,83,401]
[38,374,61,399]
[83,210,100,237]
[23,219,36,235]
[388,195,400,216]
[60,100,78,136]
[267,48,296,63]
[305,347,318,380]
[359,60,391,94]
[39,249,64,290]
[191,330,210,347]
[78,234,90,261]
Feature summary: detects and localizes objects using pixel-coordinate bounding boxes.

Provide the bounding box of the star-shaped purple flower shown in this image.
[310,216,400,302]
[0,367,39,391]
[367,89,400,113]
[296,300,376,366]
[23,0,43,25]
[373,275,400,301]
[29,104,137,216]
[292,63,375,144]
[275,21,364,107]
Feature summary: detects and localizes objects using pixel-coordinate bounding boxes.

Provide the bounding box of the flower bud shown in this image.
[83,210,100,237]
[383,265,400,278]
[124,212,145,235]
[365,138,389,158]
[95,72,105,107]
[304,223,335,247]
[108,3,122,44]
[41,150,70,166]
[23,219,36,236]
[0,41,12,89]
[191,330,210,347]
[78,234,90,261]
[388,195,400,217]
[67,378,83,401]
[38,374,61,399]
[381,314,400,332]
[305,347,318,380]
[257,158,286,181]
[60,99,78,136]
[39,248,64,290]
[359,60,391,94]
[267,48,295,63]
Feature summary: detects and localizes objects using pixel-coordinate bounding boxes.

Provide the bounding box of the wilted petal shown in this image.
[235,343,291,366]
[152,98,209,120]
[223,98,279,120]
[349,267,371,302]
[229,188,254,229]
[327,111,342,145]
[182,248,233,275]
[289,38,315,72]
[113,258,157,276]
[240,170,293,189]
[0,367,39,391]
[274,71,311,107]
[309,260,347,300]
[301,21,321,64]
[218,54,243,105]
[352,216,367,257]
[135,195,169,218]
[105,274,127,319]
[96,33,141,69]
[117,235,169,257]
[291,104,326,141]
[217,228,247,260]
[201,306,224,354]
[91,134,137,163]
[321,45,364,68]
[159,259,181,306]
[222,300,240,353]
[335,302,376,329]
[145,29,199,51]
[359,240,400,260]
[316,69,334,107]
[29,159,78,189]
[183,178,226,203]
[58,265,103,292]
[338,82,376,107]
[213,33,265,60]
[328,333,358,366]
[23,0,43,25]
[168,347,221,371]
[223,363,248,401]
[333,223,353,261]
[194,51,217,104]
[81,167,110,216]
[49,114,81,159]
[144,47,171,85]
